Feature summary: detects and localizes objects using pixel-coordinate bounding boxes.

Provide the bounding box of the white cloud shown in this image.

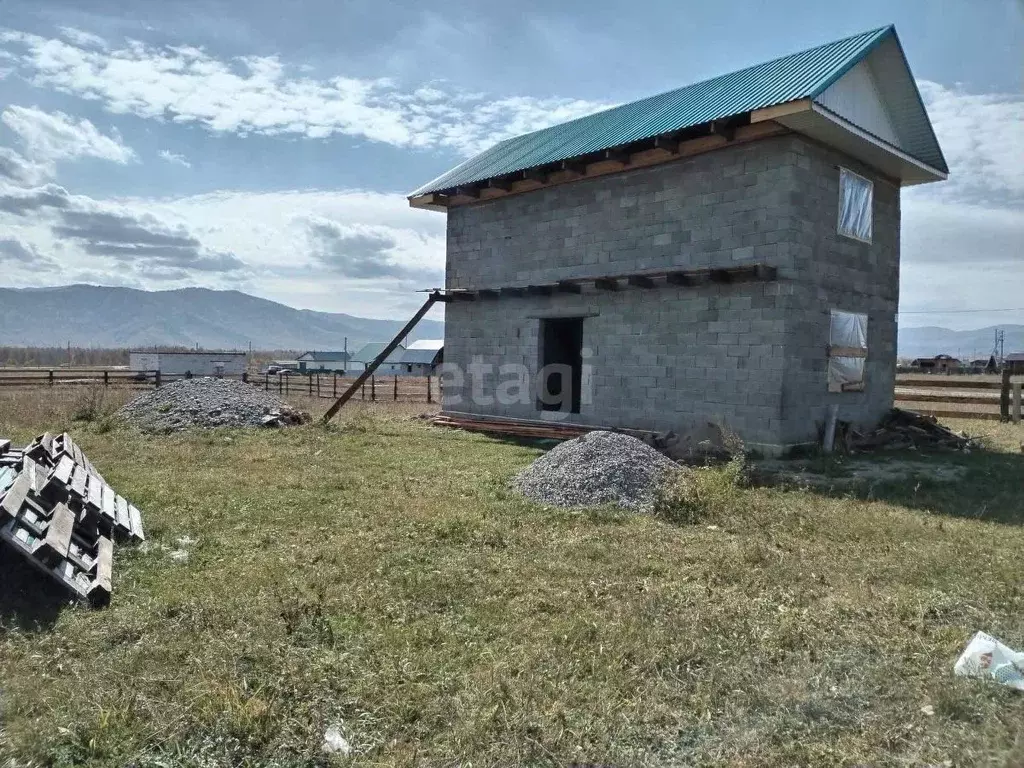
[916,80,1024,203]
[1,105,135,175]
[899,81,1024,330]
[0,28,609,156]
[158,149,191,168]
[0,186,445,317]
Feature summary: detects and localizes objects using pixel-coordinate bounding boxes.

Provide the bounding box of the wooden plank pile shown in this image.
[840,408,978,452]
[0,432,145,608]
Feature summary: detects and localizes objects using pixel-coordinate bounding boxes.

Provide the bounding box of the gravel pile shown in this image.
[511,430,680,510]
[118,377,310,432]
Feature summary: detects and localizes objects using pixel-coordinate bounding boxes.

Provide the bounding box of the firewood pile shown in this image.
[0,432,145,608]
[840,408,978,452]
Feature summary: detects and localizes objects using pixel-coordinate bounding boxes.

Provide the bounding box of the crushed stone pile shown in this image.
[843,408,978,452]
[511,430,680,510]
[118,377,310,432]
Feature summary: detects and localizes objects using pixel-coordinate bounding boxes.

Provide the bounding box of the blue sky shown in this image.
[0,0,1021,329]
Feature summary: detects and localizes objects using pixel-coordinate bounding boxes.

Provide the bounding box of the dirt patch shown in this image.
[754,458,968,490]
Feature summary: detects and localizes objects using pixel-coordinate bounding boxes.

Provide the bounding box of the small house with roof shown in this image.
[296,351,353,373]
[352,342,406,375]
[409,25,947,454]
[399,340,444,375]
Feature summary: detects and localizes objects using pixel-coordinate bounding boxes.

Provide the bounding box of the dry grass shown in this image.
[1,391,1023,766]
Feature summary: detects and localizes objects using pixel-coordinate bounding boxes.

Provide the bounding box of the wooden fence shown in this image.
[895,372,1023,422]
[0,368,438,404]
[257,372,438,403]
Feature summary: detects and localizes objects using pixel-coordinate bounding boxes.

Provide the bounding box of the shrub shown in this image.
[653,454,748,525]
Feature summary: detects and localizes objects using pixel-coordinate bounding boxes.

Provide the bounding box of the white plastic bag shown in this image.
[953,631,1024,691]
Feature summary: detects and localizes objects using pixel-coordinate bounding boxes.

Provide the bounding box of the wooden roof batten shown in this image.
[409,114,761,211]
[427,263,777,302]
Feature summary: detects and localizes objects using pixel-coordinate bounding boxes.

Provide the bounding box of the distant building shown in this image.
[295,351,353,372]
[129,351,247,377]
[910,354,961,373]
[352,342,406,375]
[398,339,443,375]
[1005,353,1024,374]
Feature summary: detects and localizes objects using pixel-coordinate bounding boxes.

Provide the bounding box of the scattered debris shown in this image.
[118,377,309,432]
[322,723,352,755]
[835,408,978,453]
[511,430,681,510]
[0,432,145,607]
[954,631,1024,691]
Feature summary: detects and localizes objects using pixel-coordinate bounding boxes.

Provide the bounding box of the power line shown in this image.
[901,309,1024,313]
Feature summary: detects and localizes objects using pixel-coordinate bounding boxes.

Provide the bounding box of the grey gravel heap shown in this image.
[511,430,680,510]
[118,377,309,432]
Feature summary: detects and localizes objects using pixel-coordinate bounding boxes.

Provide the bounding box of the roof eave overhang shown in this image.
[775,101,946,186]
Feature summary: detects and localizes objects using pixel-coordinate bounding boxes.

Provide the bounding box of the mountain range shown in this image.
[0,285,444,351]
[2,285,1020,360]
[898,325,1024,361]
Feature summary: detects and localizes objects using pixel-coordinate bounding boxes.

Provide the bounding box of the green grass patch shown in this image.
[1,396,1023,765]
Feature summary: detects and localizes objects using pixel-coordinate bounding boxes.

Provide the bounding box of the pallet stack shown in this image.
[0,433,145,608]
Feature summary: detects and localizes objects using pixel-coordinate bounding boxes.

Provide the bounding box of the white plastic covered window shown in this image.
[837,168,873,243]
[828,309,868,392]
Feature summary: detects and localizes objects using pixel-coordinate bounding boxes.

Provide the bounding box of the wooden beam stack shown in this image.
[0,432,145,607]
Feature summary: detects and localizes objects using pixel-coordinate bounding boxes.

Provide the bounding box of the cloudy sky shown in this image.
[0,0,1021,330]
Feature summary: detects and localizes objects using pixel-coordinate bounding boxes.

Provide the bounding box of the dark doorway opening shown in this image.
[538,317,583,413]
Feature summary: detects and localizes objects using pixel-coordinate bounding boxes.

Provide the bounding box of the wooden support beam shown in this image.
[527,284,554,296]
[408,193,450,210]
[323,292,442,422]
[710,268,734,283]
[487,179,512,192]
[595,277,621,291]
[827,346,868,358]
[556,280,582,294]
[653,136,679,154]
[454,185,480,199]
[627,275,656,289]
[523,168,549,184]
[604,147,631,166]
[451,291,477,301]
[750,98,812,123]
[560,160,586,177]
[667,270,710,286]
[710,120,736,142]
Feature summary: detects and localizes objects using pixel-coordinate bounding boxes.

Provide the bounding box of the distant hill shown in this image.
[0,285,444,351]
[898,325,1024,361]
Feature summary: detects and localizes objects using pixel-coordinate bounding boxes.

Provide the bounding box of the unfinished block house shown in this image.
[410,26,947,453]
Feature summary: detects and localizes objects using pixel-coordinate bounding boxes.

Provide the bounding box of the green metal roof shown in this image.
[411,26,899,196]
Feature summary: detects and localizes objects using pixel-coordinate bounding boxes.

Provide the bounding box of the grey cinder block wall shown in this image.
[441,134,898,453]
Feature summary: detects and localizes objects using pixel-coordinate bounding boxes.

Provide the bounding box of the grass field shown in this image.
[1,388,1024,766]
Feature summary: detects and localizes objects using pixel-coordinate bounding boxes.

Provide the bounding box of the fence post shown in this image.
[427,375,432,403]
[317,374,321,398]
[155,370,162,388]
[265,372,269,391]
[333,374,337,398]
[104,370,109,387]
[361,380,365,400]
[49,370,54,387]
[371,375,376,401]
[394,375,398,401]
[278,374,282,394]
[1014,382,1022,425]
[1000,368,1011,422]
[242,371,248,384]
